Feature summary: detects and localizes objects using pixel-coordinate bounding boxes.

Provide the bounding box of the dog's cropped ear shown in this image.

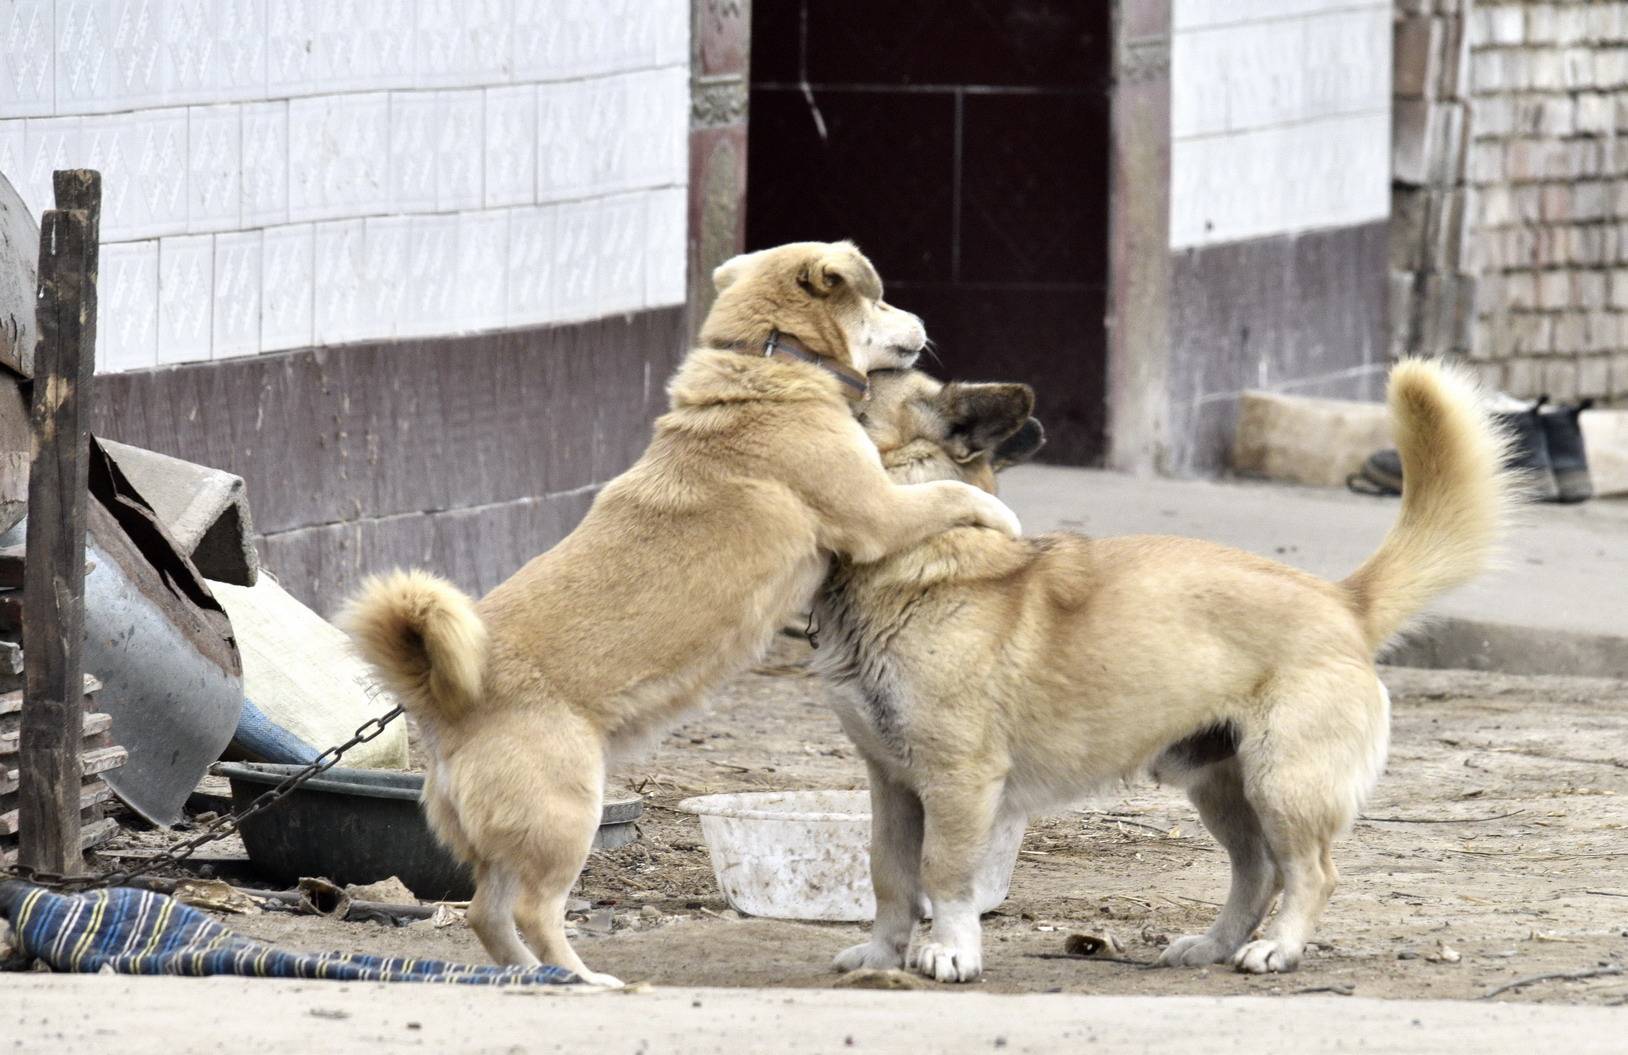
[993,418,1046,470]
[798,243,882,300]
[941,383,1036,455]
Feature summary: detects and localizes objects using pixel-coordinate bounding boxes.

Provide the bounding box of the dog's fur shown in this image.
[817,361,1517,982]
[341,242,1021,986]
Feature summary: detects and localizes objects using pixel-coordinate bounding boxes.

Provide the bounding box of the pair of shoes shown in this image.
[1348,395,1594,503]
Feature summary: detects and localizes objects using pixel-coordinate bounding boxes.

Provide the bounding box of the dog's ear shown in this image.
[712,250,759,293]
[941,383,1036,455]
[993,417,1046,470]
[797,243,882,300]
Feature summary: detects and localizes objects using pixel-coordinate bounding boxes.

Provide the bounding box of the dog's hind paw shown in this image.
[909,941,983,983]
[1157,934,1234,967]
[1231,939,1301,974]
[576,970,626,988]
[834,941,906,973]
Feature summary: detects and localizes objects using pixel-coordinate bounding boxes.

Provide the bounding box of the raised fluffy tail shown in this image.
[340,570,488,723]
[1342,360,1520,653]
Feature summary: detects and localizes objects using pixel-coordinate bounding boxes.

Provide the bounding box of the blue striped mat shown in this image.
[0,882,577,985]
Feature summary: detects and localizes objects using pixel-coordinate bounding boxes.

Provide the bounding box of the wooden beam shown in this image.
[18,170,99,875]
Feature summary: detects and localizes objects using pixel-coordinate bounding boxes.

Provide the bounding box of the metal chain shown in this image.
[2,706,406,891]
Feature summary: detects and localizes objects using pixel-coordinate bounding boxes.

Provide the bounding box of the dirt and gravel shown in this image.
[63,635,1626,1008]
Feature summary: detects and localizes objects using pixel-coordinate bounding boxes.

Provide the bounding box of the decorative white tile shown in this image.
[454,209,508,332]
[624,66,689,190]
[383,92,436,213]
[188,105,241,232]
[0,1,55,117]
[537,77,617,201]
[16,117,80,223]
[418,0,512,88]
[362,215,410,341]
[268,0,417,96]
[212,229,261,358]
[96,240,159,373]
[157,233,213,364]
[387,91,439,213]
[596,192,645,315]
[438,90,484,211]
[399,213,458,337]
[56,0,167,115]
[552,197,598,321]
[506,203,556,327]
[645,186,686,309]
[513,0,580,81]
[1170,111,1389,248]
[0,121,28,216]
[648,0,689,68]
[312,218,366,345]
[162,0,267,104]
[81,109,188,240]
[242,101,289,226]
[261,222,313,352]
[288,93,390,222]
[485,85,537,207]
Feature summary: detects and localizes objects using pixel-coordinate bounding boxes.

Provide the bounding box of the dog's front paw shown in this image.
[1231,939,1300,974]
[1158,934,1234,967]
[909,941,983,983]
[967,489,1022,537]
[834,941,906,973]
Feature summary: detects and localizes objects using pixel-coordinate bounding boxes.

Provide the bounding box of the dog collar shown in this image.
[724,331,869,402]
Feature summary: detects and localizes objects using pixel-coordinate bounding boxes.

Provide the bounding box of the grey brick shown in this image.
[1542,358,1580,400]
[1587,310,1619,353]
[1553,312,1589,356]
[1578,354,1612,397]
[1576,92,1617,133]
[1611,352,1628,398]
[1610,269,1628,310]
[1539,269,1572,309]
[1396,17,1444,99]
[1394,99,1433,186]
[1504,356,1541,397]
[1576,271,1609,310]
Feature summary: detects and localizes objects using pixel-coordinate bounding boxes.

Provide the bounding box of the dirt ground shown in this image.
[71,638,1628,1005]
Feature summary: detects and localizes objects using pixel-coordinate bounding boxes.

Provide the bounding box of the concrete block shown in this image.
[1576,92,1616,134]
[163,0,266,105]
[1538,270,1571,309]
[288,93,390,222]
[1578,354,1612,398]
[1230,390,1391,489]
[99,439,260,586]
[81,109,190,240]
[1574,271,1608,311]
[1393,99,1433,185]
[454,209,510,333]
[398,214,459,339]
[416,0,513,88]
[361,215,410,342]
[312,218,367,346]
[56,0,167,114]
[485,85,539,208]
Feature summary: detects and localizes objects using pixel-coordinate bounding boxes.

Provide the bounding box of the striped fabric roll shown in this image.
[0,882,577,985]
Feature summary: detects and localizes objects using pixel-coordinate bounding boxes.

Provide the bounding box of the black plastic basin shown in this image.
[214,763,642,902]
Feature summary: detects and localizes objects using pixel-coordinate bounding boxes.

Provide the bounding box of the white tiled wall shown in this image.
[1170,0,1391,248]
[0,0,691,372]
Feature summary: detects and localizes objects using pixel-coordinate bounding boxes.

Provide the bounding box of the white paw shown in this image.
[979,495,1022,537]
[1158,934,1234,968]
[1231,939,1300,974]
[909,941,983,983]
[834,941,906,973]
[576,969,625,988]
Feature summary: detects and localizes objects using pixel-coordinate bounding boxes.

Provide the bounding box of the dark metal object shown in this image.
[214,761,643,902]
[19,172,99,874]
[1,704,404,890]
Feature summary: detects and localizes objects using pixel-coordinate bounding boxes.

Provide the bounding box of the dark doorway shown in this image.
[746,1,1113,464]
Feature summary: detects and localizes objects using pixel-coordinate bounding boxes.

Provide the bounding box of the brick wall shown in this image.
[1396,0,1628,403]
[0,1,690,373]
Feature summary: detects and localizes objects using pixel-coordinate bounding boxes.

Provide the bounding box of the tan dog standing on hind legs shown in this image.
[341,242,1021,986]
[818,361,1518,982]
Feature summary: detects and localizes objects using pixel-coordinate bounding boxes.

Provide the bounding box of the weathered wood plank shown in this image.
[1,712,111,755]
[0,779,111,835]
[1,816,115,867]
[0,674,103,717]
[19,171,99,874]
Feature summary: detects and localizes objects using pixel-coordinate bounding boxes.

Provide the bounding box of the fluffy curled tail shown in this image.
[1342,360,1520,653]
[340,570,488,723]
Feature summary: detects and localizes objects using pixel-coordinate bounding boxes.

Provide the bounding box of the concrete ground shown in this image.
[5,976,1627,1055]
[1001,466,1628,678]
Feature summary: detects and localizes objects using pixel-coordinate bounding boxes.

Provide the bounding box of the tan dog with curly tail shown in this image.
[820,361,1517,983]
[341,242,1020,987]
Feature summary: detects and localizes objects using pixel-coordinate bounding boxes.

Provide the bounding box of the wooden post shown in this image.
[18,170,99,875]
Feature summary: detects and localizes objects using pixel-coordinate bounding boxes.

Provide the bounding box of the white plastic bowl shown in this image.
[676,789,1022,922]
